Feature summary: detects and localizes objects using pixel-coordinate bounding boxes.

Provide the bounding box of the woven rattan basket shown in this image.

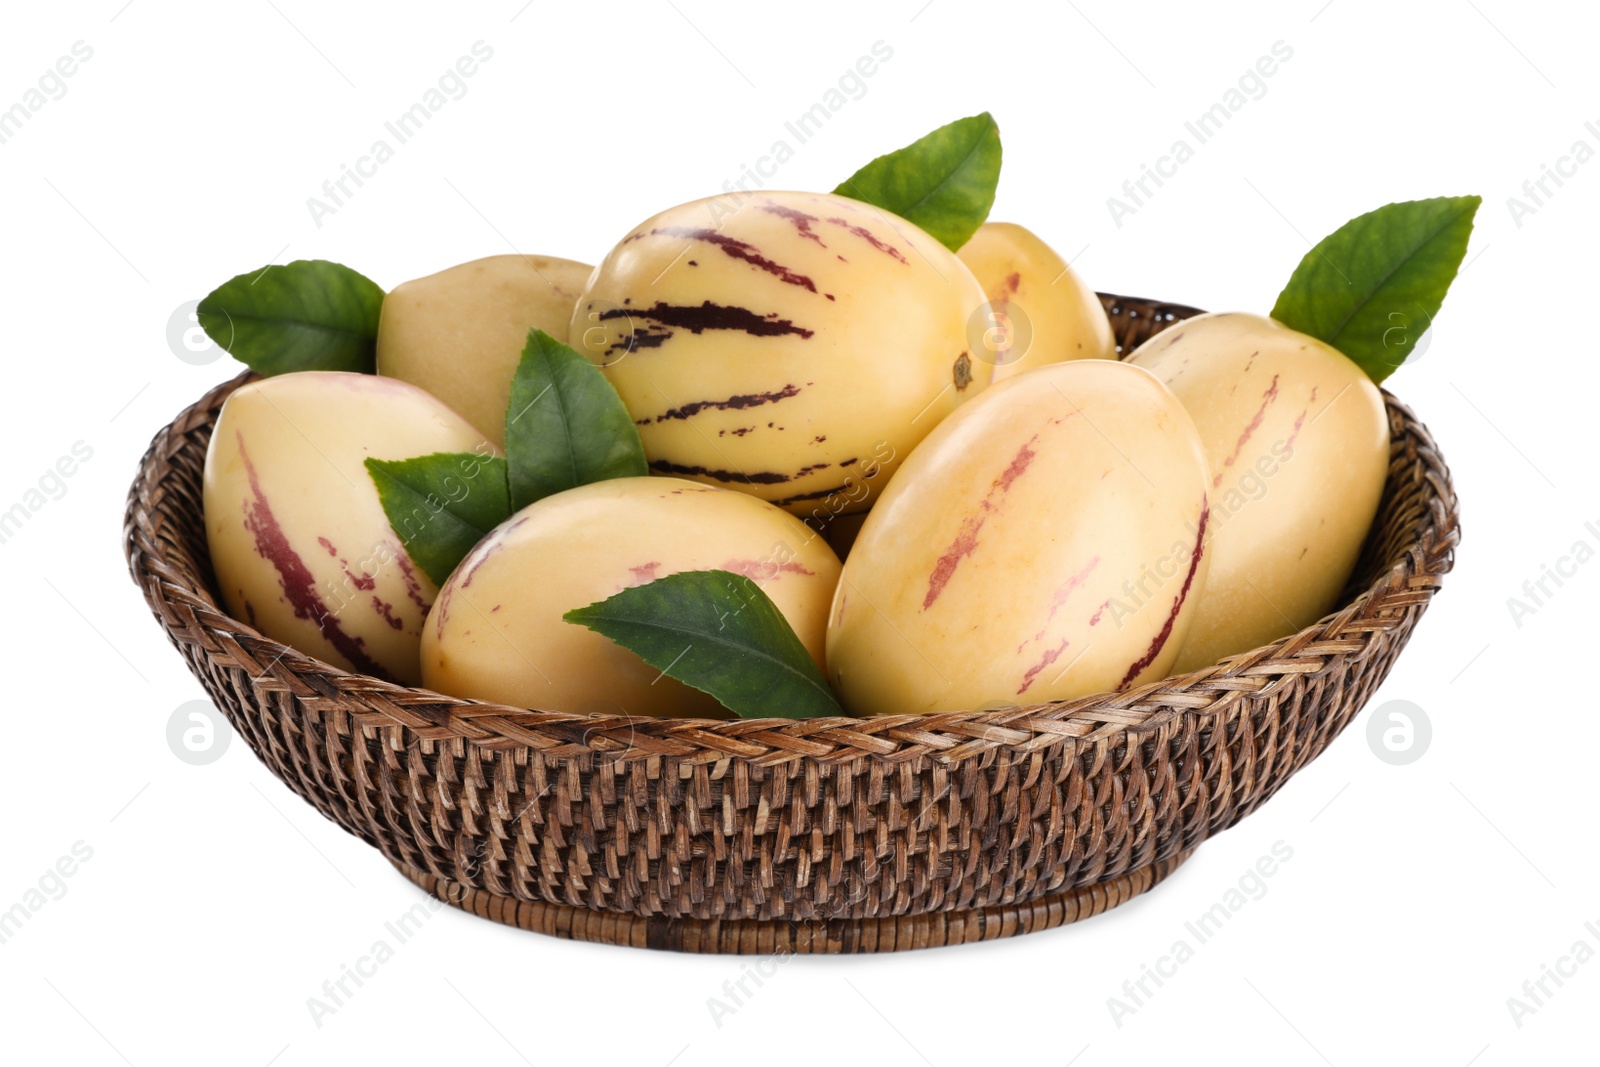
[124,294,1459,953]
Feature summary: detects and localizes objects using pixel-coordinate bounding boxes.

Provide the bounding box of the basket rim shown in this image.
[124,294,1460,763]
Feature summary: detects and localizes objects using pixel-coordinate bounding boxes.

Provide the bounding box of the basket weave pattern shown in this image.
[124,295,1459,950]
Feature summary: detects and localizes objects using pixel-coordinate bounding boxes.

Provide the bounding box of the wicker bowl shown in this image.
[124,294,1458,953]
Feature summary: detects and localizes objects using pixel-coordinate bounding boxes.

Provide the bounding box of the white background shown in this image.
[1,1,1595,1063]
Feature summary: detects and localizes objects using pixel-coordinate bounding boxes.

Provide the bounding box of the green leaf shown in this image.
[564,570,844,720]
[833,112,1002,251]
[364,452,511,586]
[1270,196,1481,383]
[197,259,385,375]
[505,328,648,511]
